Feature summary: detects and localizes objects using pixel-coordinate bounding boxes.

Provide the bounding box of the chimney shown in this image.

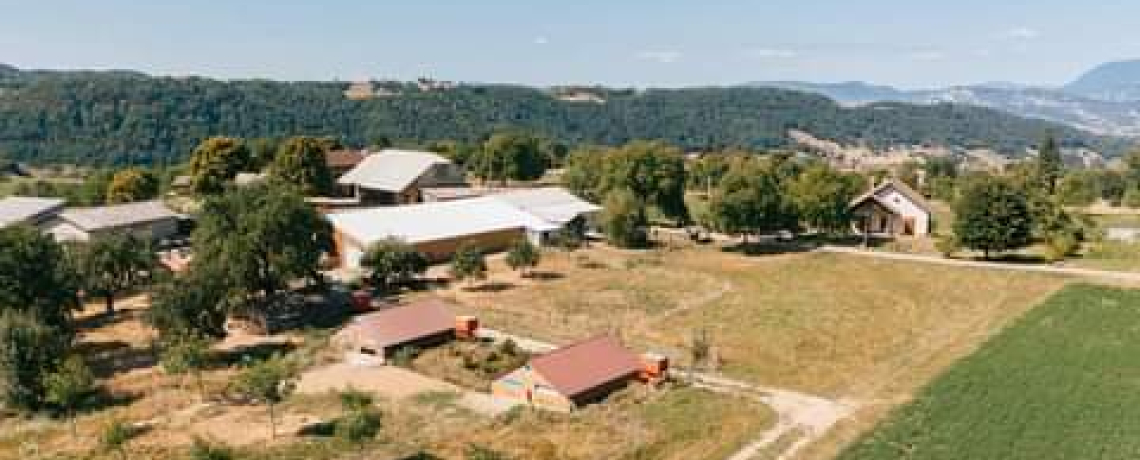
[455,315,479,339]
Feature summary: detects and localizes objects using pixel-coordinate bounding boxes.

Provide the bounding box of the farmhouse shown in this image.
[491,336,664,412]
[849,179,932,237]
[336,149,466,205]
[332,298,475,364]
[0,196,66,229]
[327,197,556,267]
[45,200,181,243]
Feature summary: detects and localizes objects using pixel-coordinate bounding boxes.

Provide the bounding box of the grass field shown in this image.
[835,284,1140,460]
[443,245,1066,398]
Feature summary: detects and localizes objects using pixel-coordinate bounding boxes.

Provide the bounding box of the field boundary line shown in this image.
[818,246,1140,282]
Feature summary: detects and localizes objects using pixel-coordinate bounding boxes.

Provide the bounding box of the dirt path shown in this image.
[819,245,1140,282]
[693,373,858,460]
[479,327,855,460]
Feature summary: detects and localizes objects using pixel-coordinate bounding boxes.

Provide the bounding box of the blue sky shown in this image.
[2,0,1139,88]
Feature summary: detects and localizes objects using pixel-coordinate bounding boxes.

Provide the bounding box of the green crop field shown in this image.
[836,284,1140,460]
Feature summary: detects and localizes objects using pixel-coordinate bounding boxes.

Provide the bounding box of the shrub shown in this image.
[935,235,961,258]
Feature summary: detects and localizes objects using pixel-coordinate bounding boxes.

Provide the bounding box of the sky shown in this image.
[3,0,1140,89]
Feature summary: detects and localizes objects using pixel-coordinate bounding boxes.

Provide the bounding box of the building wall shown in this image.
[491,366,576,412]
[46,217,180,243]
[334,227,527,268]
[876,188,931,235]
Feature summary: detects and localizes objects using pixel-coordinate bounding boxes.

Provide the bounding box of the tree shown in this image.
[1034,135,1064,195]
[148,273,229,340]
[705,159,795,243]
[0,226,79,330]
[560,147,607,201]
[360,238,428,292]
[953,178,1033,259]
[1125,186,1140,208]
[505,238,541,277]
[471,132,547,185]
[188,137,253,195]
[789,164,860,235]
[1056,170,1101,206]
[0,311,70,412]
[100,418,135,460]
[159,332,213,397]
[268,136,335,196]
[598,141,689,226]
[44,355,95,437]
[192,184,332,325]
[72,234,158,316]
[105,168,160,204]
[449,244,488,286]
[231,354,297,439]
[600,189,649,249]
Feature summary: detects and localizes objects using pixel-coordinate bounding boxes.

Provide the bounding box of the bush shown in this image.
[1044,232,1079,262]
[391,346,420,367]
[935,235,961,258]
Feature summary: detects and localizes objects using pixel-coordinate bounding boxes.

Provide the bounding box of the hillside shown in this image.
[0,66,1113,164]
[1065,59,1140,102]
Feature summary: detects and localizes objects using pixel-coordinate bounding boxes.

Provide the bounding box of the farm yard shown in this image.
[442,244,1068,398]
[834,284,1140,460]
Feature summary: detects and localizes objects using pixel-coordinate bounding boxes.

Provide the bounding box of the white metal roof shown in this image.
[488,187,601,225]
[336,149,452,192]
[0,196,66,228]
[58,200,179,231]
[327,197,557,246]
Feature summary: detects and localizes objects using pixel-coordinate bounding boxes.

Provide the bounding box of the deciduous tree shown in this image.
[505,238,541,277]
[0,226,79,330]
[0,310,70,412]
[44,355,95,437]
[600,189,649,249]
[360,238,428,292]
[188,137,253,195]
[231,354,297,439]
[953,178,1033,259]
[105,168,160,204]
[268,136,335,196]
[449,244,488,286]
[72,234,158,316]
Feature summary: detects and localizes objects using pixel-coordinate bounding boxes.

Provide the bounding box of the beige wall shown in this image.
[491,366,576,412]
[334,227,527,268]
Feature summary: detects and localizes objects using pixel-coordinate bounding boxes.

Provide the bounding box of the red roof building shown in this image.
[333,298,458,360]
[491,336,644,411]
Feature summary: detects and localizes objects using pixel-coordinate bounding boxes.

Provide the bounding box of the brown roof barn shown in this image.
[334,298,458,359]
[491,336,645,411]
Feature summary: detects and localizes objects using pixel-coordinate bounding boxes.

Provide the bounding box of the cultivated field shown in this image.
[834,284,1140,460]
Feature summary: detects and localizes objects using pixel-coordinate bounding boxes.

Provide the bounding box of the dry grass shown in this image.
[441,246,1066,398]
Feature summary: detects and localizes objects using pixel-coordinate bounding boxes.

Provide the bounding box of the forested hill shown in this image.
[0,67,1119,164]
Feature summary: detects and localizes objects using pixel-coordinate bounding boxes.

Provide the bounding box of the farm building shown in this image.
[487,187,601,242]
[336,149,467,205]
[0,196,66,229]
[849,179,932,237]
[491,336,665,412]
[327,197,556,267]
[45,200,181,243]
[332,298,475,364]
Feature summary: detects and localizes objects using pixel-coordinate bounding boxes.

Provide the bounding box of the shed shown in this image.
[333,298,460,363]
[45,200,180,243]
[491,336,645,412]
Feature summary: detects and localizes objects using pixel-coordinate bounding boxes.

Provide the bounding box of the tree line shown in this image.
[0,67,1116,165]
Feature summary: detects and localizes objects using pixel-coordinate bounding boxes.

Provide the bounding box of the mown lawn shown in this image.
[836,284,1140,460]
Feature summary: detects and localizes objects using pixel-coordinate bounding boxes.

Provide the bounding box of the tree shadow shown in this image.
[720,239,821,257]
[73,312,139,331]
[217,342,298,367]
[525,271,564,281]
[975,253,1051,265]
[463,282,516,293]
[75,340,158,379]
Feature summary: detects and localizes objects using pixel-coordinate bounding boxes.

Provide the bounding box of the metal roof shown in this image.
[336,149,452,192]
[58,200,179,231]
[327,197,558,246]
[341,298,456,350]
[529,336,642,398]
[489,187,601,225]
[0,196,65,228]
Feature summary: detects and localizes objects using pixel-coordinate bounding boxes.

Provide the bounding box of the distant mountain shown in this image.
[1064,60,1140,102]
[751,62,1140,137]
